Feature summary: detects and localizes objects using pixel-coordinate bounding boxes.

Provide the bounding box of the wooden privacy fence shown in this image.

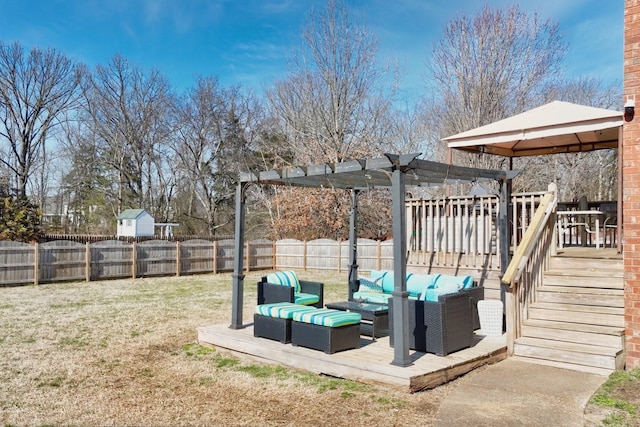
[0,239,274,286]
[1,191,554,286]
[275,238,395,272]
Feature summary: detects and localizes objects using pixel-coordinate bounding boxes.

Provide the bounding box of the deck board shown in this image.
[197,324,507,392]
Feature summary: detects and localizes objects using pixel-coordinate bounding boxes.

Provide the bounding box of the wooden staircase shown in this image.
[513,251,625,375]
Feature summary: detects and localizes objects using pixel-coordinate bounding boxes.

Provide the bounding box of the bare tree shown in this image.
[172,77,260,236]
[426,4,566,170]
[82,55,174,216]
[261,1,397,240]
[0,42,82,197]
[266,0,395,165]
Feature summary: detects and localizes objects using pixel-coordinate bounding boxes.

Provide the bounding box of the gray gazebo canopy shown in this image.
[231,153,515,367]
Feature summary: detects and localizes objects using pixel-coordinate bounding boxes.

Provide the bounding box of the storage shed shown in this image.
[116,209,155,237]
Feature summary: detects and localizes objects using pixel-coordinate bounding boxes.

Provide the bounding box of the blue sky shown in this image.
[0,0,624,102]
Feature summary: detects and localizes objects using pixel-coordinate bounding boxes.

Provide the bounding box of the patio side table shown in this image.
[325,301,389,341]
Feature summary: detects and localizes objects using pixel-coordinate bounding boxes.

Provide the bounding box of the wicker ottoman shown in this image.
[254,302,318,343]
[291,308,361,354]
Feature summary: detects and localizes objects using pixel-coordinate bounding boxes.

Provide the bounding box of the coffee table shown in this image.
[325,301,389,341]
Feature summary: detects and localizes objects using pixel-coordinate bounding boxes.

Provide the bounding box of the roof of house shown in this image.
[116,209,149,220]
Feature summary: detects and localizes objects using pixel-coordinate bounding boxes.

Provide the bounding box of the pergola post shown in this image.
[390,166,411,367]
[348,189,360,300]
[230,182,246,329]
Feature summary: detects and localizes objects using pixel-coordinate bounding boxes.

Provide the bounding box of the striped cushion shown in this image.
[294,292,320,306]
[255,302,317,319]
[293,308,361,328]
[358,277,384,293]
[266,271,300,292]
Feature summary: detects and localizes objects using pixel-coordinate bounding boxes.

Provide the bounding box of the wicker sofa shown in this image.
[257,270,324,308]
[353,271,483,330]
[388,291,475,356]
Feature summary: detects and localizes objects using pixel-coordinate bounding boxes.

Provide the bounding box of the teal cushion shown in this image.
[293,308,361,327]
[416,274,441,300]
[423,279,461,301]
[255,302,317,318]
[435,274,474,291]
[353,291,392,304]
[294,292,320,306]
[369,269,386,280]
[266,271,300,292]
[407,273,440,297]
[381,272,395,293]
[461,275,475,289]
[358,276,384,293]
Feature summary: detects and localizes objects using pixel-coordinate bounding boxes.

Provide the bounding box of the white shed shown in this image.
[116,209,155,237]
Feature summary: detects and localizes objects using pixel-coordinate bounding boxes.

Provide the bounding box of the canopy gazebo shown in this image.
[442,100,624,252]
[230,153,516,366]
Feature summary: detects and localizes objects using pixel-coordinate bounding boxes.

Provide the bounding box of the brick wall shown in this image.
[625,0,640,369]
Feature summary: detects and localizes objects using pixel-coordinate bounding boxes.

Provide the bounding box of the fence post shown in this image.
[213,240,218,274]
[33,242,39,286]
[176,241,181,276]
[303,241,308,271]
[246,241,251,272]
[377,240,382,270]
[244,242,249,272]
[132,241,137,279]
[272,241,276,270]
[85,242,91,282]
[337,240,342,273]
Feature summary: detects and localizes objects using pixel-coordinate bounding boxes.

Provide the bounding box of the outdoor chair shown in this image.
[257,270,324,308]
[388,291,475,356]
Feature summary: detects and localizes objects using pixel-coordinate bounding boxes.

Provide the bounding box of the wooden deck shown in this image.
[197,324,507,392]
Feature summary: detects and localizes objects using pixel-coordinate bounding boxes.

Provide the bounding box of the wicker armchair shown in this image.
[388,291,474,356]
[257,273,324,308]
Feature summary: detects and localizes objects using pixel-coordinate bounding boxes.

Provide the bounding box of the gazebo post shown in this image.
[499,175,514,353]
[348,189,360,300]
[230,182,246,329]
[499,177,512,274]
[390,166,411,367]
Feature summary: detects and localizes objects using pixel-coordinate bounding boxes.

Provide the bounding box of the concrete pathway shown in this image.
[434,358,607,426]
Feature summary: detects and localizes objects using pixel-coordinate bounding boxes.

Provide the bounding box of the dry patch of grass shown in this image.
[0,271,453,426]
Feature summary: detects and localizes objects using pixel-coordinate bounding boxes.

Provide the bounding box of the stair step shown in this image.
[510,356,614,376]
[543,271,623,289]
[514,336,624,370]
[545,268,624,278]
[549,256,623,271]
[529,302,624,327]
[537,286,623,307]
[522,319,624,348]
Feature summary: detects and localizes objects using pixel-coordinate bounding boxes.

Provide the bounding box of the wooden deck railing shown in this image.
[405,190,550,272]
[501,185,558,354]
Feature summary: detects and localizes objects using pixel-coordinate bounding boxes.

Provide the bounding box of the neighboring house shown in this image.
[116,209,155,237]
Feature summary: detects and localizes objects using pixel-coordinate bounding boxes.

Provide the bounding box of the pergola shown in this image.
[231,153,515,366]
